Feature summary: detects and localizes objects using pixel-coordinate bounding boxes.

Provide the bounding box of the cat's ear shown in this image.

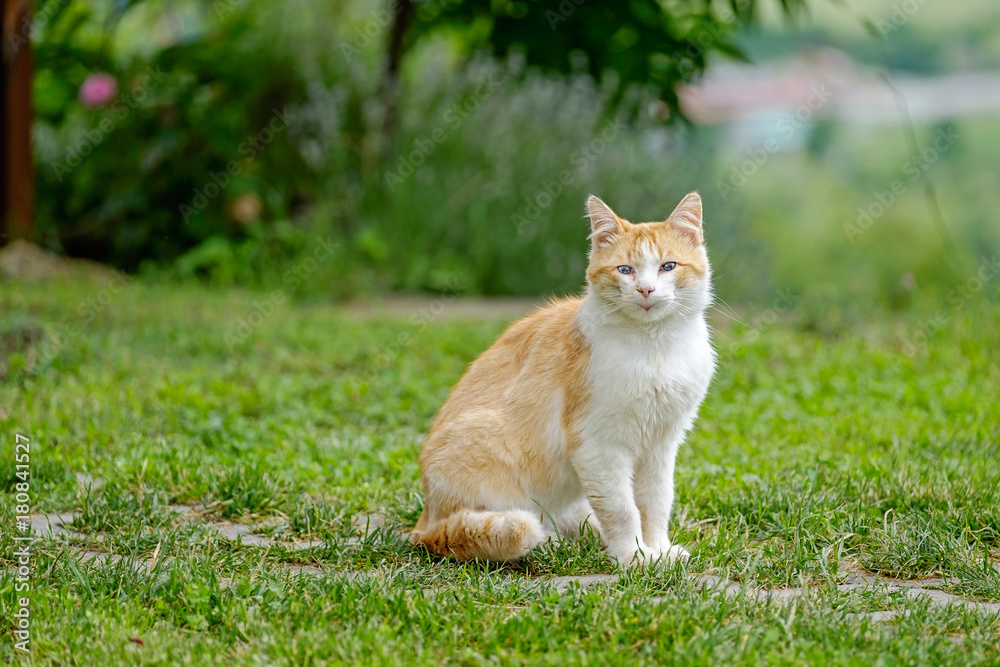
[668,192,703,245]
[587,195,624,250]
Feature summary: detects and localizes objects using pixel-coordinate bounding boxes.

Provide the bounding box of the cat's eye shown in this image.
[617,266,633,275]
[661,262,677,272]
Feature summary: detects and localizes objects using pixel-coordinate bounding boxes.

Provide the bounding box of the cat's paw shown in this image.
[610,544,689,569]
[641,545,689,569]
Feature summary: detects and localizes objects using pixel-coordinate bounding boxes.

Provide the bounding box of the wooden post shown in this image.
[1,0,34,245]
[381,0,413,156]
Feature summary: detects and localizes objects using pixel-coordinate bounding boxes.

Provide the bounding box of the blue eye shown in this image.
[617,266,633,275]
[661,262,677,272]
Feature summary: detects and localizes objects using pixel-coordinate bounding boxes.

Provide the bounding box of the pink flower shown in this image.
[78,73,118,108]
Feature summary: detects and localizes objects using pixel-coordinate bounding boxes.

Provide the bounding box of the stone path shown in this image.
[25,484,1000,622]
[29,505,378,554]
[342,294,542,321]
[340,294,738,331]
[550,572,1000,618]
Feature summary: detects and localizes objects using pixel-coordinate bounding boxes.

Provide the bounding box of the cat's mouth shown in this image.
[639,303,654,311]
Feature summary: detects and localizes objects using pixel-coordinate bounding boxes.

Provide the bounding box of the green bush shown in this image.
[31,0,1000,313]
[33,0,326,270]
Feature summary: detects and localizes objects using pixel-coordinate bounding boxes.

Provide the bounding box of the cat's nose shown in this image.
[637,286,655,298]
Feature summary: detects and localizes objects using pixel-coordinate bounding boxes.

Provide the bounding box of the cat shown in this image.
[411,193,715,567]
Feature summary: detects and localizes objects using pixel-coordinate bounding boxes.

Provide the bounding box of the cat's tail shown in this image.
[410,509,547,561]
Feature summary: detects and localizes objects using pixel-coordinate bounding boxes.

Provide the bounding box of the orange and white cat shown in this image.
[411,193,715,567]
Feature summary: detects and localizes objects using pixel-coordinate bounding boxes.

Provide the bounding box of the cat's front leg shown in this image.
[634,444,689,563]
[571,446,653,567]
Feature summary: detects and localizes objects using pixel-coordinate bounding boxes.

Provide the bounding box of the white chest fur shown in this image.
[577,308,715,453]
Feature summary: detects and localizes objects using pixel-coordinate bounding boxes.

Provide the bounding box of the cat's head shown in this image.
[584,193,711,324]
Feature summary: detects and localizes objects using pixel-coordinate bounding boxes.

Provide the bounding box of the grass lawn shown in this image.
[1,277,998,664]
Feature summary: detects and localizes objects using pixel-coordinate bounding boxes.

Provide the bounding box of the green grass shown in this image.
[1,278,998,664]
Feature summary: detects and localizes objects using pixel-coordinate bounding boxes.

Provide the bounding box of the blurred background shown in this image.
[3,0,999,326]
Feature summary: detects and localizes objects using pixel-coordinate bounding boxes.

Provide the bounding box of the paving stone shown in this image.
[33,492,1000,616]
[342,514,388,546]
[336,571,376,583]
[282,564,326,577]
[29,512,83,539]
[75,473,98,488]
[196,520,329,551]
[207,522,273,547]
[884,577,947,590]
[835,583,870,594]
[353,514,384,533]
[903,588,1000,614]
[841,572,882,587]
[548,574,619,593]
[905,587,962,605]
[757,587,804,603]
[286,540,327,551]
[691,573,744,598]
[79,551,119,565]
[347,515,386,543]
[78,551,159,573]
[850,610,906,623]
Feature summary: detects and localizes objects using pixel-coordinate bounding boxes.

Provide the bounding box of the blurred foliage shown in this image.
[33,0,324,270]
[27,0,1000,313]
[405,0,808,115]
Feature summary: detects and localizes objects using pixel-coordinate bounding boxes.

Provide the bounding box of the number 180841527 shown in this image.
[14,433,31,515]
